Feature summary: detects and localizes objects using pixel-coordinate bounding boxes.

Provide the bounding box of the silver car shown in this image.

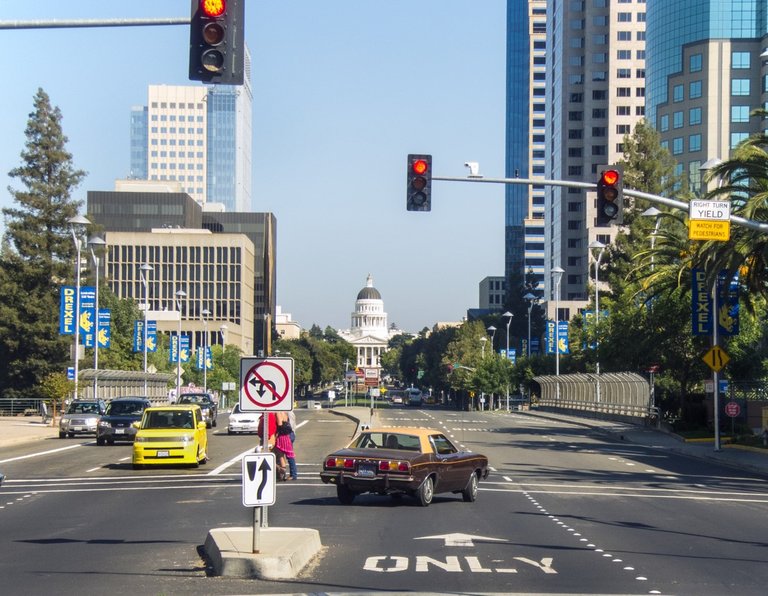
[59,399,107,438]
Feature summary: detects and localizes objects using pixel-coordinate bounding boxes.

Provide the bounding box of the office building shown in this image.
[646,0,768,192]
[87,189,275,355]
[544,0,646,319]
[479,276,507,311]
[128,47,253,211]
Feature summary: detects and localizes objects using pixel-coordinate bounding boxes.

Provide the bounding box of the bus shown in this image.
[405,388,423,407]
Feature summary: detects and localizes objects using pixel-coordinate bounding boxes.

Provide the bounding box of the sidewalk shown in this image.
[0,415,59,450]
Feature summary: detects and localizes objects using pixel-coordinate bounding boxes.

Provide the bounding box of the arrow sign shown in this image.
[242,453,276,506]
[414,533,509,547]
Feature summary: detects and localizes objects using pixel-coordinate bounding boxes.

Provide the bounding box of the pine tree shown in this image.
[0,88,86,399]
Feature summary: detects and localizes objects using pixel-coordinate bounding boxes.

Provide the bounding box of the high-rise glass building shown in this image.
[647,0,768,191]
[129,47,253,212]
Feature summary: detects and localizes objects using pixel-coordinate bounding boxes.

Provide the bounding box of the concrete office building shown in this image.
[129,48,253,212]
[544,0,647,320]
[87,189,276,356]
[646,0,768,192]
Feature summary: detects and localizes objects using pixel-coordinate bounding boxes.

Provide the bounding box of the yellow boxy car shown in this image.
[132,405,208,469]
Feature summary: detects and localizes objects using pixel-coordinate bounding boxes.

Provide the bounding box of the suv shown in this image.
[97,397,152,445]
[178,392,217,428]
[59,399,107,438]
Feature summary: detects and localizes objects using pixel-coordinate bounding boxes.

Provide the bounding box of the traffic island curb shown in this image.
[204,527,322,579]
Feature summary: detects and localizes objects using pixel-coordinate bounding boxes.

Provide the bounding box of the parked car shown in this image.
[388,391,405,406]
[132,405,208,469]
[0,470,4,487]
[227,403,259,434]
[59,399,107,438]
[96,397,152,445]
[406,388,423,407]
[178,392,217,428]
[320,427,489,506]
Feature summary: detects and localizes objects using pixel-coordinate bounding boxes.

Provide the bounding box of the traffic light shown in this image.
[189,0,245,85]
[596,165,624,225]
[407,154,432,211]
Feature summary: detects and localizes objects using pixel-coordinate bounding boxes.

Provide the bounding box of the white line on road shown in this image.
[0,443,83,464]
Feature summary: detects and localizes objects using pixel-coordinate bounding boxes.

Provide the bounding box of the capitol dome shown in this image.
[356,277,382,301]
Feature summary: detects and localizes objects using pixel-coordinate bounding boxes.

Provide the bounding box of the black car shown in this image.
[178,392,218,428]
[97,397,152,445]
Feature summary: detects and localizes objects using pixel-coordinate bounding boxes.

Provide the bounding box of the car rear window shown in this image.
[353,432,420,451]
[106,401,147,416]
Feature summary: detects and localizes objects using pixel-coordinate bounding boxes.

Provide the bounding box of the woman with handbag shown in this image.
[273,411,295,481]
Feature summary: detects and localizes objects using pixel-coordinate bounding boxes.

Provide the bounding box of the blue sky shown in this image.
[0,1,507,332]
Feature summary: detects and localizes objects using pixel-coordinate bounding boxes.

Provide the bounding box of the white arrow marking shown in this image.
[414,533,509,547]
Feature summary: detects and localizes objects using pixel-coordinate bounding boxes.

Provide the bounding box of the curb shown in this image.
[204,527,322,579]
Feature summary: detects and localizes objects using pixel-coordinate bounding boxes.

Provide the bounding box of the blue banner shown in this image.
[196,346,213,370]
[691,268,712,335]
[716,271,740,336]
[133,320,143,352]
[180,335,191,363]
[79,286,96,348]
[60,286,76,335]
[97,309,111,349]
[499,348,516,364]
[557,321,569,354]
[147,320,157,353]
[170,335,179,363]
[545,320,555,354]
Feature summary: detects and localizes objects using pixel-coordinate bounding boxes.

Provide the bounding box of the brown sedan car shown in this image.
[320,427,489,506]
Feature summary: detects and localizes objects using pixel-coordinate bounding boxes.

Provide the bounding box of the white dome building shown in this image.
[339,275,397,370]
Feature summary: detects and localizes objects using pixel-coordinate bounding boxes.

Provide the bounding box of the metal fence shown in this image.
[532,372,652,419]
[0,398,46,418]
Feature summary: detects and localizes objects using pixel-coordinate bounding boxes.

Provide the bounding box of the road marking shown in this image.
[208,447,259,476]
[0,443,83,464]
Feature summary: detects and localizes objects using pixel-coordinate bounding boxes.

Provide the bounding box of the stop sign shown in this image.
[724,401,741,418]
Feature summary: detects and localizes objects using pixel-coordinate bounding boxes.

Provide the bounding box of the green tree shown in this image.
[0,89,86,399]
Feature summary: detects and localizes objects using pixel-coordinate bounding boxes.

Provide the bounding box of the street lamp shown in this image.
[175,289,186,401]
[201,308,211,394]
[87,235,106,399]
[641,207,662,272]
[502,311,513,412]
[551,266,565,405]
[588,240,606,376]
[524,292,537,357]
[140,263,153,396]
[68,215,90,399]
[487,325,497,353]
[480,336,487,358]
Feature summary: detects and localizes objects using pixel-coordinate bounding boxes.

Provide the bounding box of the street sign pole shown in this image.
[712,282,721,452]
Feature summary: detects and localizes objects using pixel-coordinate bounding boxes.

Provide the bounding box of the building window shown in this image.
[731,105,749,123]
[592,108,607,118]
[732,51,750,69]
[617,105,631,115]
[616,124,630,135]
[731,132,749,148]
[673,111,683,129]
[689,107,702,125]
[690,53,702,72]
[592,127,606,137]
[673,85,684,102]
[617,31,631,41]
[689,80,702,99]
[732,79,750,96]
[592,90,607,100]
[636,87,645,97]
[617,50,631,60]
[617,87,631,97]
[673,138,683,155]
[636,106,645,116]
[617,68,631,78]
[689,134,701,152]
[618,12,632,22]
[660,114,669,132]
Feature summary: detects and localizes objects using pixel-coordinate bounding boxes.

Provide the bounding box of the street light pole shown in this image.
[88,235,106,399]
[551,267,565,405]
[524,292,537,358]
[175,289,186,401]
[202,308,211,394]
[588,241,606,375]
[502,312,512,412]
[68,216,89,399]
[140,263,153,397]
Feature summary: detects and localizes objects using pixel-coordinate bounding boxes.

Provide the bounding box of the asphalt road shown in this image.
[1,406,767,595]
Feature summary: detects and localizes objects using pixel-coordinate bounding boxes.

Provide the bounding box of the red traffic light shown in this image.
[412,159,429,176]
[201,0,226,18]
[601,169,620,186]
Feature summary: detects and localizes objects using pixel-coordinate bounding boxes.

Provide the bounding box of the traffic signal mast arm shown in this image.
[431,173,768,234]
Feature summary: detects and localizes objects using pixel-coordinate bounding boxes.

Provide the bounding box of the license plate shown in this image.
[115,428,125,434]
[156,450,169,457]
[73,426,84,431]
[357,464,376,478]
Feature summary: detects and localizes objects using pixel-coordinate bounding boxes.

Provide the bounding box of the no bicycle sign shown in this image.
[239,357,294,412]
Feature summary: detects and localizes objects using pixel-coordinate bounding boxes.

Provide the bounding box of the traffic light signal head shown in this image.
[596,165,624,225]
[189,0,245,85]
[407,154,432,212]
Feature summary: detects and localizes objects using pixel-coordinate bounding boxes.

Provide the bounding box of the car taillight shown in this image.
[344,458,355,469]
[378,460,410,473]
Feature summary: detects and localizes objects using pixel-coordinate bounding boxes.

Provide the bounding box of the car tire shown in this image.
[67,432,75,438]
[417,476,434,507]
[212,419,217,428]
[227,429,233,435]
[132,464,143,470]
[59,432,66,439]
[337,484,356,505]
[107,439,115,446]
[462,472,478,502]
[96,437,105,446]
[206,421,212,429]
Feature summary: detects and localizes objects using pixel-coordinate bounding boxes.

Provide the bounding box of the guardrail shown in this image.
[0,398,47,418]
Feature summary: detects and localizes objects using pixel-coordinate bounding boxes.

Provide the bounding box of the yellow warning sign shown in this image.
[702,345,730,372]
[689,220,730,241]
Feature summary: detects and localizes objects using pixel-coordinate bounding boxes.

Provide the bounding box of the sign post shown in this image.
[239,357,294,542]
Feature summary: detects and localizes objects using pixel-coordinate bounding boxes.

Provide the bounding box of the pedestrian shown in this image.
[273,411,294,481]
[286,409,298,480]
